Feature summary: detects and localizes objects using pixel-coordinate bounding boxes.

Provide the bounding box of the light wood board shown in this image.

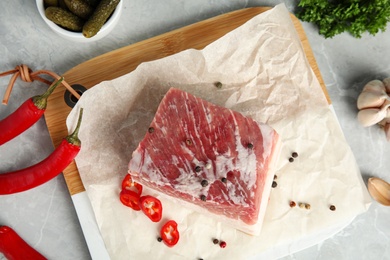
[45,7,329,196]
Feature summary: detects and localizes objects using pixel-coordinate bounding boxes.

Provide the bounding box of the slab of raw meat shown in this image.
[128,88,281,235]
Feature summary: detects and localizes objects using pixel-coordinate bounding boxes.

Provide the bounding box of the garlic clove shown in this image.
[357,108,386,127]
[357,91,386,109]
[383,78,390,93]
[367,177,390,206]
[362,80,386,94]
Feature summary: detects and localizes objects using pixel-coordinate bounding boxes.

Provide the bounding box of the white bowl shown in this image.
[36,0,122,43]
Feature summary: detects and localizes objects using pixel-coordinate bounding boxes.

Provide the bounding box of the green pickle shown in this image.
[82,0,120,38]
[64,0,93,20]
[45,7,84,32]
[44,0,59,7]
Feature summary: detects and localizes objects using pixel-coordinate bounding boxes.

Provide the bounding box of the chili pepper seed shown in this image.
[289,201,296,207]
[219,241,227,248]
[201,180,209,187]
[213,238,219,244]
[186,139,193,146]
[200,195,207,201]
[148,127,154,133]
[330,205,336,211]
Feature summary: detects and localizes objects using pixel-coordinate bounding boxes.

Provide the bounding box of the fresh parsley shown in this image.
[296,0,390,38]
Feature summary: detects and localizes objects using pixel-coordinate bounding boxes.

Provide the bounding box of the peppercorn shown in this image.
[212,238,219,244]
[305,203,311,210]
[157,237,162,242]
[272,181,277,188]
[214,81,223,89]
[195,166,202,172]
[330,205,336,211]
[200,195,207,201]
[148,127,154,133]
[273,175,277,180]
[219,241,227,248]
[289,157,294,163]
[201,180,208,187]
[289,201,296,207]
[292,152,298,158]
[247,143,254,149]
[221,177,227,183]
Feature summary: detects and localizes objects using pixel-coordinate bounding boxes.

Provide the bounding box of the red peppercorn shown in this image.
[219,241,227,248]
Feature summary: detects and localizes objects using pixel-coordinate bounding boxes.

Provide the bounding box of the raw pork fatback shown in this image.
[128,88,281,235]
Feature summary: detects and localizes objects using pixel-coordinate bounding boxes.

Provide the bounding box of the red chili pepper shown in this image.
[139,195,163,222]
[0,226,46,260]
[0,77,64,146]
[160,220,179,247]
[119,189,142,211]
[0,108,83,195]
[121,174,143,196]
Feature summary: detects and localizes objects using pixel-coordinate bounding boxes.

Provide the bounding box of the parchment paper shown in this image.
[66,4,372,259]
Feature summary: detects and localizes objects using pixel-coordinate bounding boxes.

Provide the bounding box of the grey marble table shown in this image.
[1,1,389,259]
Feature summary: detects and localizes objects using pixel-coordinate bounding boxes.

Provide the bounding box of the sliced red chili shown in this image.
[160,220,179,247]
[121,174,143,196]
[119,189,141,211]
[139,195,163,222]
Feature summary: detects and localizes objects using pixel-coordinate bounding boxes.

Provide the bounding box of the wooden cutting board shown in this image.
[45,7,328,196]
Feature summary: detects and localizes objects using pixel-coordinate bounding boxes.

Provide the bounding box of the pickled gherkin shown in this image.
[45,7,84,32]
[64,0,93,19]
[82,0,120,38]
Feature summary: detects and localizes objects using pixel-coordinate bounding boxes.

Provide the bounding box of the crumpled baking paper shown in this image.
[66,4,371,260]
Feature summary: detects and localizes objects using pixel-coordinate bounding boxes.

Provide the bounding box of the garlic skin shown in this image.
[357,78,390,141]
[367,177,390,206]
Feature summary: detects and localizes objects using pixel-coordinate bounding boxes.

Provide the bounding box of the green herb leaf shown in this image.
[296,0,390,38]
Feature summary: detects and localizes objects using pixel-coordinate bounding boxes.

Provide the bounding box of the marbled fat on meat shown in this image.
[128,88,281,235]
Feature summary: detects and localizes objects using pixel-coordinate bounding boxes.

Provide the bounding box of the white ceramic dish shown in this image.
[36,0,122,43]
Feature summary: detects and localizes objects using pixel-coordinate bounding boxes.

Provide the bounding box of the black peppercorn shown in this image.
[213,238,219,244]
[289,157,294,162]
[221,177,227,183]
[157,237,162,242]
[195,166,202,172]
[201,180,208,187]
[186,139,193,146]
[292,152,298,158]
[272,181,277,188]
[214,81,223,89]
[247,143,254,149]
[200,195,207,201]
[330,205,336,211]
[148,127,154,133]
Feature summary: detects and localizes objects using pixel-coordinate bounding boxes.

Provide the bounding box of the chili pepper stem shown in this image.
[66,108,83,146]
[32,77,64,110]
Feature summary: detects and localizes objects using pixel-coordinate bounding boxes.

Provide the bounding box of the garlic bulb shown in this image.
[357,78,390,141]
